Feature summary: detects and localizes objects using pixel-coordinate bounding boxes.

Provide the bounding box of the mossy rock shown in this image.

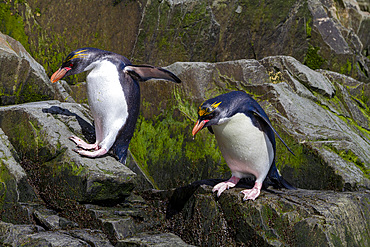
[0,101,136,206]
[165,184,370,246]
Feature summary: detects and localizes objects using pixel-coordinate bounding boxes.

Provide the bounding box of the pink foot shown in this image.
[70,136,98,150]
[73,147,107,158]
[212,176,241,197]
[241,182,262,201]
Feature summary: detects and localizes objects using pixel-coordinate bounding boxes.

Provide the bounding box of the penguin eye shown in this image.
[69,63,74,67]
[204,112,215,120]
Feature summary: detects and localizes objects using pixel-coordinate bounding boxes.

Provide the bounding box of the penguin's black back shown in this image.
[111,66,141,163]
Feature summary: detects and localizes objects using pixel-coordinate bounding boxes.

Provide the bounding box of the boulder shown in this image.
[33,207,78,231]
[0,127,37,224]
[0,31,68,105]
[116,232,196,247]
[0,221,113,247]
[0,221,45,246]
[165,183,370,246]
[0,101,136,205]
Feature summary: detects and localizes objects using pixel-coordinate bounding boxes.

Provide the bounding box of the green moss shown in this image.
[0,164,13,209]
[304,46,326,70]
[311,86,370,179]
[0,1,30,52]
[340,59,352,75]
[0,162,31,224]
[130,110,229,189]
[356,62,368,78]
[17,83,51,104]
[133,0,210,64]
[306,18,312,38]
[337,148,369,179]
[272,122,344,190]
[330,233,344,247]
[52,158,85,178]
[0,111,58,166]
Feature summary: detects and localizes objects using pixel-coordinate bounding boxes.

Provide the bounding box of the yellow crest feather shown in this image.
[198,101,222,116]
[66,49,88,62]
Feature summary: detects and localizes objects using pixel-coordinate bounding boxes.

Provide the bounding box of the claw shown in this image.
[70,135,98,150]
[212,176,240,197]
[72,148,82,153]
[241,182,262,201]
[73,147,108,158]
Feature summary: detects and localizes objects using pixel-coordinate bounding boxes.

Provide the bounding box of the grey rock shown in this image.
[21,231,89,246]
[53,80,77,103]
[68,229,114,247]
[11,0,369,87]
[1,25,370,246]
[33,208,78,230]
[0,32,67,105]
[260,56,336,97]
[0,101,136,204]
[308,0,351,54]
[264,80,370,189]
[0,127,37,223]
[101,217,137,241]
[34,209,61,230]
[165,184,370,246]
[83,196,161,244]
[0,127,36,201]
[125,151,155,192]
[0,221,45,246]
[358,13,370,52]
[0,221,113,246]
[116,232,196,247]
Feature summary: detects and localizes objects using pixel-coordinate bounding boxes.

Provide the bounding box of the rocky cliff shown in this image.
[1,0,369,81]
[0,30,369,246]
[0,0,369,246]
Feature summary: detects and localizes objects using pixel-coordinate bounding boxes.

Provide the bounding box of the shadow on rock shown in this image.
[42,106,95,143]
[166,177,260,218]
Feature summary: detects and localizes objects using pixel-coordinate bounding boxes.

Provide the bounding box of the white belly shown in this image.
[213,113,274,181]
[86,61,128,149]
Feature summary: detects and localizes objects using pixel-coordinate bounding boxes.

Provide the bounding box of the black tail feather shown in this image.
[265,164,296,190]
[110,142,129,164]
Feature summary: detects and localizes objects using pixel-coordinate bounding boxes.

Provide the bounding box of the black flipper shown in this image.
[252,110,295,156]
[124,65,181,83]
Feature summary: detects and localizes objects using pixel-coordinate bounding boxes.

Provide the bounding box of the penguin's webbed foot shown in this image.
[212,176,240,197]
[70,136,98,150]
[73,147,107,158]
[241,182,262,201]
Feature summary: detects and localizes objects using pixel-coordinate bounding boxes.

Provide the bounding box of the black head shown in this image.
[192,91,257,136]
[192,97,228,136]
[50,48,104,83]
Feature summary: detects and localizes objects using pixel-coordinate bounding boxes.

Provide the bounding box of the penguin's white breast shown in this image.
[85,60,128,142]
[212,113,274,178]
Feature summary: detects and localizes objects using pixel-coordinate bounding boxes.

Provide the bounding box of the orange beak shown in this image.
[192,120,209,136]
[50,67,71,83]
